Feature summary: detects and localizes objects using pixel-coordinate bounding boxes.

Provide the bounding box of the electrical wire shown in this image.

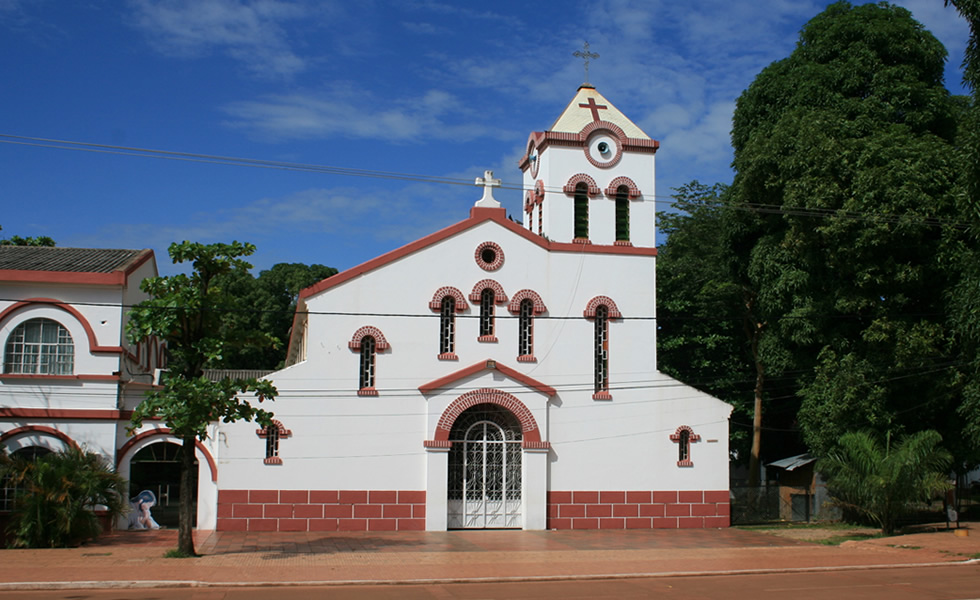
[0,133,973,229]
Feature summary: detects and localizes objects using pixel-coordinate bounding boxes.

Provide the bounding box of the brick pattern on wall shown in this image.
[217,490,426,532]
[547,490,729,530]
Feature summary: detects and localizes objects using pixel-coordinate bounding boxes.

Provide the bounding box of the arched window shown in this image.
[594,305,609,397]
[574,182,589,240]
[479,288,496,340]
[615,185,630,242]
[440,296,456,358]
[678,429,690,462]
[1,446,53,511]
[671,425,700,467]
[359,336,376,393]
[257,420,291,465]
[4,318,74,375]
[518,298,534,361]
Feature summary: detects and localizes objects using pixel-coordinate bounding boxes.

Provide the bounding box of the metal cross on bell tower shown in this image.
[573,41,599,84]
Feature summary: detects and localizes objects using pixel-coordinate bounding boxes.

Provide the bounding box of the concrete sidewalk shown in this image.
[0,525,976,590]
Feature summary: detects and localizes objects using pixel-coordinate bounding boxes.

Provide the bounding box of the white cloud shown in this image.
[127,0,311,78]
[222,85,520,142]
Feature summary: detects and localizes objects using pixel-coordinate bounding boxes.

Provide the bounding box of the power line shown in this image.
[0,133,972,229]
[0,297,951,324]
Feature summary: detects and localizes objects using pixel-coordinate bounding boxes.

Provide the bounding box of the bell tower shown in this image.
[518,85,659,247]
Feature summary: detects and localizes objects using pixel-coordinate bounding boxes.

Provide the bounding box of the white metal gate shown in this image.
[447,405,522,528]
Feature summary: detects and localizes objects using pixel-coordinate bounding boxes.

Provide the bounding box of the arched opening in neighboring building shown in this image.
[128,442,198,528]
[447,403,523,529]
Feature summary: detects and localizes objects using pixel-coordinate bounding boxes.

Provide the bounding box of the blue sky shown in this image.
[0,0,971,276]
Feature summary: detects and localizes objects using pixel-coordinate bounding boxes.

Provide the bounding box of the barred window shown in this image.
[1,446,53,511]
[594,305,608,394]
[480,288,495,338]
[574,182,589,239]
[440,296,456,355]
[518,298,534,357]
[678,429,690,462]
[4,318,74,375]
[615,185,630,241]
[265,425,280,461]
[359,336,376,390]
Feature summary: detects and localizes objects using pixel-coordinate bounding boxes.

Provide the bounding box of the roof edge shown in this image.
[299,207,655,300]
[418,359,556,396]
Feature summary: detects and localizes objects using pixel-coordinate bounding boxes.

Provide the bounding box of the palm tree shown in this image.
[819,430,952,535]
[1,447,127,547]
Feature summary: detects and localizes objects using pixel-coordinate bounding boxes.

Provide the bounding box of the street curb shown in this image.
[0,559,976,591]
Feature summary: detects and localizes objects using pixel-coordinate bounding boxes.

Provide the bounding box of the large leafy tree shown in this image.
[215,262,337,369]
[819,430,951,534]
[127,241,277,556]
[729,1,966,459]
[945,0,980,460]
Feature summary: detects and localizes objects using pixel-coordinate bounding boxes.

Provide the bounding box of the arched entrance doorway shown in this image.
[129,442,198,528]
[447,403,522,529]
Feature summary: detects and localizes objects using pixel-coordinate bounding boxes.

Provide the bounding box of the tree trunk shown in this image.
[178,435,197,556]
[748,358,764,487]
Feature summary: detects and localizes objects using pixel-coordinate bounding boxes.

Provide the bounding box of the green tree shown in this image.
[0,225,55,247]
[729,1,966,459]
[215,262,337,369]
[127,241,278,556]
[819,430,951,534]
[659,183,753,475]
[1,447,127,548]
[945,0,980,462]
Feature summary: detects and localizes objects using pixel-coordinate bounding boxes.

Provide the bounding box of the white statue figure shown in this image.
[128,489,161,530]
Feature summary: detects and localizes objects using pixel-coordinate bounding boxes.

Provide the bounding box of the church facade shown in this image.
[213,85,733,532]
[0,85,732,533]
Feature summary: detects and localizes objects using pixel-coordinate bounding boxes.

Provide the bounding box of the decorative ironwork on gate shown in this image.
[447,403,522,528]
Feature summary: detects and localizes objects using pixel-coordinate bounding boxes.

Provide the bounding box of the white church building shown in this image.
[1,85,732,533]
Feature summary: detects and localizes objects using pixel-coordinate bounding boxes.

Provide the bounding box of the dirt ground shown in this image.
[744,521,973,544]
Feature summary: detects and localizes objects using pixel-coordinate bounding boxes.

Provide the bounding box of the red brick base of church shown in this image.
[216,490,426,532]
[547,490,730,529]
[216,489,730,532]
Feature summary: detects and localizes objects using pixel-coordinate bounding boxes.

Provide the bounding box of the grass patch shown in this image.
[815,533,882,546]
[163,548,196,559]
[736,522,868,532]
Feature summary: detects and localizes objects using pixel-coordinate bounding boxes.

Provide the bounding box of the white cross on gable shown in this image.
[474,169,502,208]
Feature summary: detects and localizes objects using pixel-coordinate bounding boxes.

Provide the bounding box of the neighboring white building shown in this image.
[1,85,733,534]
[0,247,222,530]
[214,85,733,532]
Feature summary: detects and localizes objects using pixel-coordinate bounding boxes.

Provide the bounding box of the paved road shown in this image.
[5,564,979,599]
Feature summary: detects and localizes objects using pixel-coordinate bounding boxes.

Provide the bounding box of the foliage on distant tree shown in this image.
[1,447,127,548]
[944,0,980,457]
[215,262,337,369]
[0,225,55,247]
[819,430,951,534]
[658,183,757,471]
[127,241,278,556]
[728,1,967,462]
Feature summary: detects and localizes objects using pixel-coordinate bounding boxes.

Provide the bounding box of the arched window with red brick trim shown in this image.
[256,420,291,465]
[440,296,456,359]
[670,425,701,467]
[615,185,630,242]
[593,305,609,398]
[518,298,534,361]
[349,326,387,395]
[574,182,589,240]
[359,336,376,393]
